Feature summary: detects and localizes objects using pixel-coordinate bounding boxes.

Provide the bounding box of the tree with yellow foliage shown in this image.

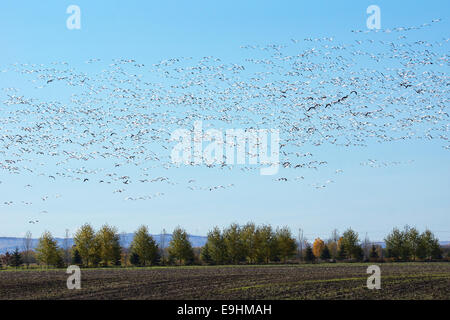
[327,241,338,258]
[312,238,325,258]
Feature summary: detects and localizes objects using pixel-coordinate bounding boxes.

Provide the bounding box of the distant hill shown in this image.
[0,234,207,254]
[439,241,450,247]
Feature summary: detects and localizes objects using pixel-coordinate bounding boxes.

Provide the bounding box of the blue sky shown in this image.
[0,1,449,241]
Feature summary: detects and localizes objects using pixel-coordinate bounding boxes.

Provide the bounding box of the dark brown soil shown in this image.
[1,263,448,300]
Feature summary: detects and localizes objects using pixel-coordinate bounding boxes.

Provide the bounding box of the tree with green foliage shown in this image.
[353,245,364,261]
[275,226,297,263]
[385,227,404,260]
[1,251,12,267]
[384,226,441,261]
[369,244,379,259]
[223,223,245,264]
[71,248,82,265]
[320,245,331,260]
[35,231,63,267]
[241,223,257,264]
[129,252,140,266]
[304,245,315,263]
[96,224,122,266]
[129,225,159,266]
[336,239,346,261]
[341,228,362,260]
[55,249,66,268]
[417,229,442,260]
[385,226,418,260]
[200,242,213,265]
[337,247,346,260]
[255,225,277,263]
[73,223,100,267]
[431,245,442,260]
[206,227,228,265]
[10,248,23,268]
[406,226,420,260]
[168,227,194,265]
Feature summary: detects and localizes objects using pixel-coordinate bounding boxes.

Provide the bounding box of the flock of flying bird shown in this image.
[0,19,448,224]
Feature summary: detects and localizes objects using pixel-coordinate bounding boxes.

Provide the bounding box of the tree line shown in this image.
[0,223,447,269]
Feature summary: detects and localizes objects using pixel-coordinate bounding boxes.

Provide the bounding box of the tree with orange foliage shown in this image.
[337,236,344,252]
[312,238,325,258]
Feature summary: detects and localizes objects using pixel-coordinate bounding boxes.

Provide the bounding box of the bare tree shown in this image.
[327,229,340,258]
[363,233,371,260]
[22,231,33,268]
[331,229,340,243]
[302,237,309,260]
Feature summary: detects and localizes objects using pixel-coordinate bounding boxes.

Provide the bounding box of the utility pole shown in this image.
[298,228,304,261]
[63,229,71,265]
